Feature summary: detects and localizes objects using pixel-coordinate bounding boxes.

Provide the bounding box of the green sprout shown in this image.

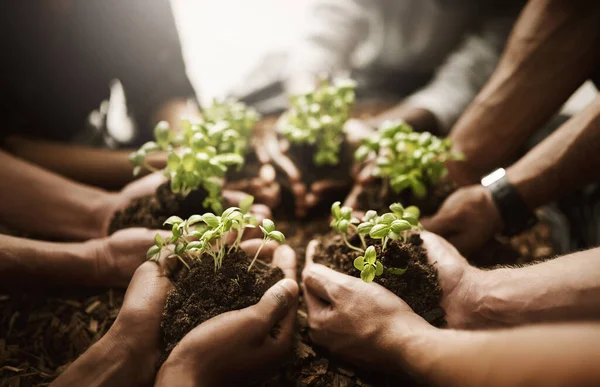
[355,120,464,198]
[353,246,383,283]
[330,202,421,282]
[280,78,356,166]
[129,99,260,213]
[146,197,285,273]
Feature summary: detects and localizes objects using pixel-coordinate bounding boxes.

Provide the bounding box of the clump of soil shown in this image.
[313,233,444,326]
[159,248,284,364]
[108,182,209,234]
[357,178,455,216]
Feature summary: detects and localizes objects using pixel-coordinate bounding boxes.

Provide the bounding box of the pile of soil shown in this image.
[312,233,444,326]
[357,178,456,216]
[108,183,209,234]
[159,249,283,365]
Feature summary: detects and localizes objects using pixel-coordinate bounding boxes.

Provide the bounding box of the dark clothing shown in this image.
[0,0,195,145]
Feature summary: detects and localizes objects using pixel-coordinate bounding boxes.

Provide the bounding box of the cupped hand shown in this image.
[419,231,482,329]
[421,185,503,256]
[88,227,170,287]
[301,240,432,372]
[155,244,299,386]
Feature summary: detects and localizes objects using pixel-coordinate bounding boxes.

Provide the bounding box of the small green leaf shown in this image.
[146,245,161,259]
[391,219,412,233]
[340,206,352,219]
[262,219,275,233]
[337,219,349,233]
[404,206,421,219]
[410,178,427,198]
[369,224,390,239]
[375,261,384,276]
[354,256,365,271]
[364,246,376,264]
[186,241,203,250]
[213,153,244,166]
[166,152,181,170]
[164,216,184,226]
[182,149,196,172]
[154,233,163,248]
[175,243,185,255]
[361,265,376,283]
[187,214,203,226]
[201,213,219,228]
[387,266,408,276]
[379,213,396,225]
[403,214,419,226]
[354,145,371,161]
[240,195,254,214]
[331,201,341,218]
[356,222,374,236]
[133,166,142,176]
[268,230,286,243]
[389,203,404,216]
[364,210,378,222]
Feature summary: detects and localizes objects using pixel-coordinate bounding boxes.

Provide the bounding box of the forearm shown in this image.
[467,247,600,327]
[0,150,115,239]
[506,95,600,210]
[3,135,164,189]
[408,323,600,387]
[51,331,151,387]
[0,234,101,289]
[450,0,600,184]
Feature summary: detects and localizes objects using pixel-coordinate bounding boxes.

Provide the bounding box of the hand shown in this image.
[155,244,299,386]
[421,185,503,256]
[87,228,169,287]
[419,232,483,329]
[301,241,433,373]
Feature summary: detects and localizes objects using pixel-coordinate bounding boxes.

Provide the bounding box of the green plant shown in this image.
[330,201,421,282]
[354,120,464,198]
[280,78,356,166]
[129,99,260,213]
[146,196,285,273]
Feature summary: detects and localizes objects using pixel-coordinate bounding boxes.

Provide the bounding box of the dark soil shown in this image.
[357,177,456,216]
[159,249,284,365]
[312,233,444,326]
[108,182,209,234]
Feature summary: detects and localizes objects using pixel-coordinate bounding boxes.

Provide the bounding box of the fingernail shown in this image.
[278,278,299,298]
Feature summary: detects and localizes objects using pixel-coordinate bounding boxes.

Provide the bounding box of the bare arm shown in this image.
[0,150,117,239]
[507,95,600,210]
[400,323,600,387]
[449,0,600,185]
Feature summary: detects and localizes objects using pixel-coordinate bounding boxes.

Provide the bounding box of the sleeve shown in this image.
[402,5,523,134]
[285,0,378,94]
[96,0,197,118]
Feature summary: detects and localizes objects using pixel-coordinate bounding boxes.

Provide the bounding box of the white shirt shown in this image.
[287,0,523,132]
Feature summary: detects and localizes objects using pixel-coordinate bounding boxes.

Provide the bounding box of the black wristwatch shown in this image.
[481,168,537,237]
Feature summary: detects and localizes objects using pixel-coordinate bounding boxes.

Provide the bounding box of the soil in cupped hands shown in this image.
[158,248,284,366]
[108,182,209,234]
[357,177,455,216]
[312,232,444,326]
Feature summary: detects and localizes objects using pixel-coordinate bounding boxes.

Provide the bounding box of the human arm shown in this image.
[448,0,600,185]
[0,228,167,289]
[422,94,600,254]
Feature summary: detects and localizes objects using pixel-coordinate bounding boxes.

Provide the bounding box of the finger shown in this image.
[264,131,301,183]
[310,180,349,195]
[343,184,364,209]
[272,245,296,280]
[446,233,478,257]
[240,239,279,260]
[302,263,347,304]
[222,189,252,207]
[305,192,318,209]
[357,164,376,185]
[253,137,271,164]
[305,240,318,266]
[420,231,462,257]
[255,278,299,329]
[259,164,276,183]
[120,259,174,317]
[250,204,272,219]
[421,212,455,236]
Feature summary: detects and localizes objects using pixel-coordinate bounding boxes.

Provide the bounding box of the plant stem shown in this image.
[382,237,389,251]
[143,161,161,173]
[248,237,267,272]
[343,234,364,253]
[349,224,367,250]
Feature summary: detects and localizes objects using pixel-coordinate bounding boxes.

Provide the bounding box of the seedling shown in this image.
[355,120,464,198]
[279,78,356,166]
[330,201,421,282]
[129,99,260,213]
[146,197,285,273]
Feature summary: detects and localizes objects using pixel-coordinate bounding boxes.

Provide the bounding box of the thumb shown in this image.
[421,211,454,236]
[255,278,299,329]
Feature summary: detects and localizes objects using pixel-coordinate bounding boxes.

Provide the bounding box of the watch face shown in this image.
[481,168,506,187]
